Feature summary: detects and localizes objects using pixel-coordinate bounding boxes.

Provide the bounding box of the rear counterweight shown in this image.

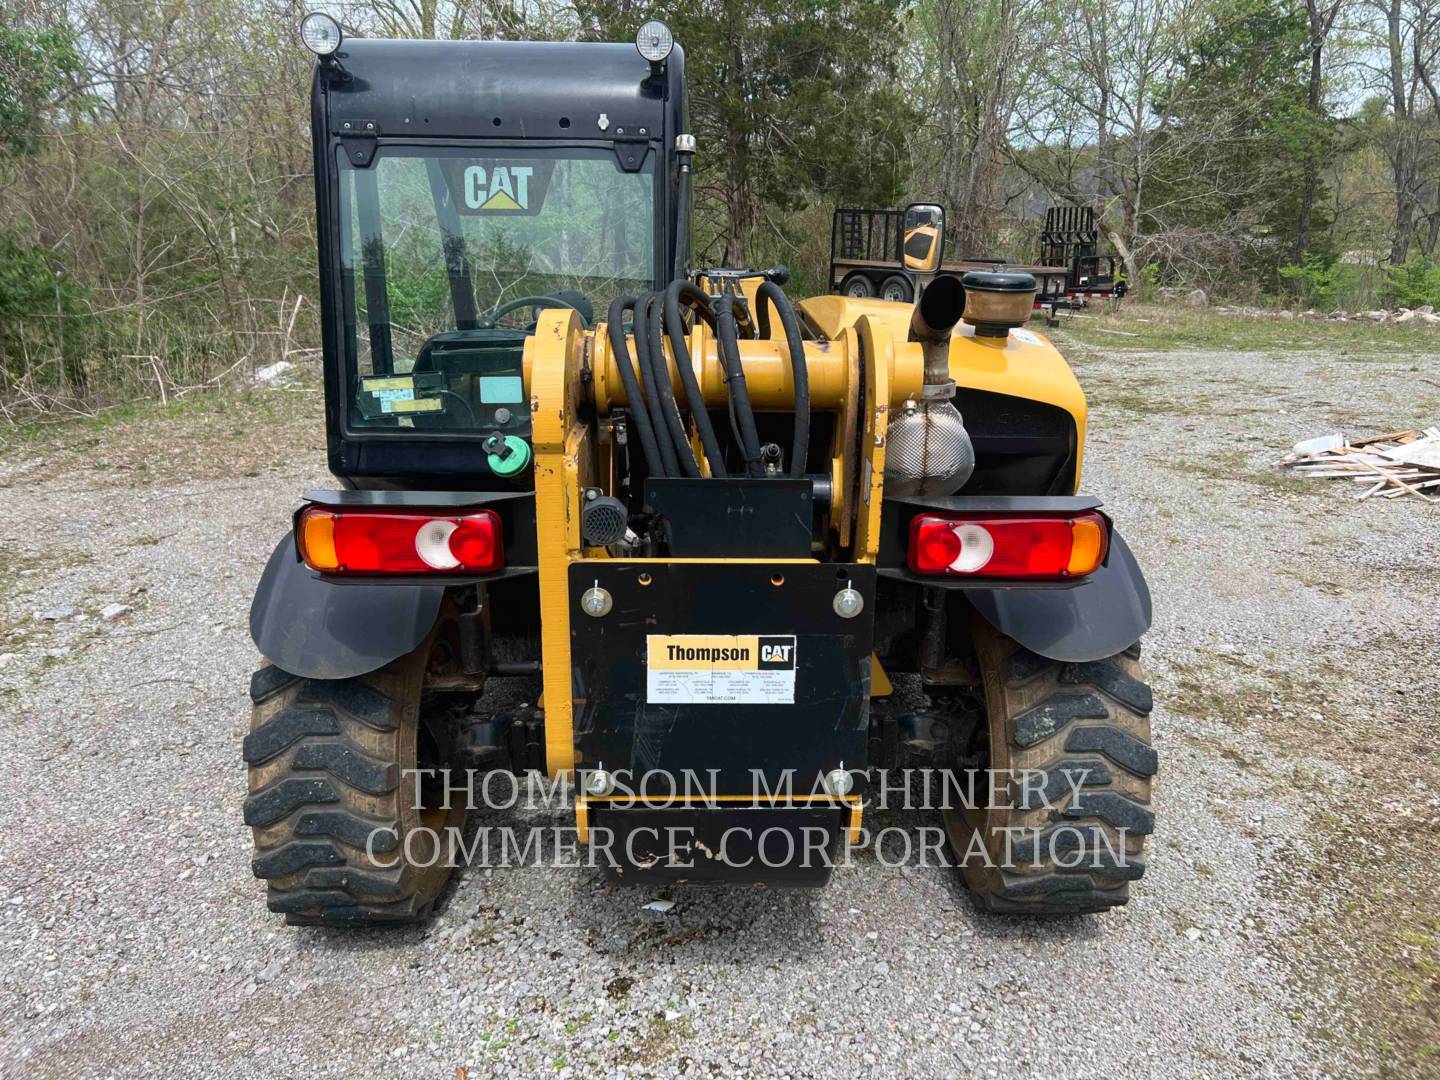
[568,561,876,795]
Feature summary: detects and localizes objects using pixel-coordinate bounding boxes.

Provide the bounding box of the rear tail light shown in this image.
[908,512,1107,579]
[297,507,503,574]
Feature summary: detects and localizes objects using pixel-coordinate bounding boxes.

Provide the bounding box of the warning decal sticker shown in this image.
[646,634,797,705]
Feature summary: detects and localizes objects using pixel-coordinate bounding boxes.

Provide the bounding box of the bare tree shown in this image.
[916,0,1049,257]
[1011,0,1208,284]
[2,0,318,402]
[1296,0,1345,257]
[346,0,567,41]
[1365,0,1440,263]
[1399,0,1440,255]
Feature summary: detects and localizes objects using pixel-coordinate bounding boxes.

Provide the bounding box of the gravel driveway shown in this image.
[2,319,1436,1078]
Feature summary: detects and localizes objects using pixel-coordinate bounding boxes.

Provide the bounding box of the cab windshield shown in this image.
[336,145,656,431]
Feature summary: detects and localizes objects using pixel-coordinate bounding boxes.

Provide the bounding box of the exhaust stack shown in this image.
[909,273,965,386]
[885,275,975,497]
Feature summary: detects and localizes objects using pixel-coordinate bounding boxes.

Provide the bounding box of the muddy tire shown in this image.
[243,634,468,927]
[947,622,1157,916]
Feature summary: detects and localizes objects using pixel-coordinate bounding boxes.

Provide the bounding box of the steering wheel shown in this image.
[475,295,588,330]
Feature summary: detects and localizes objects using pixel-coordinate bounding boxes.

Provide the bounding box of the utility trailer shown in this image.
[1038,205,1125,309]
[830,206,1124,319]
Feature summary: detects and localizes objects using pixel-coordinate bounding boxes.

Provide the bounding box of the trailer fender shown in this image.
[248,532,444,680]
[966,530,1151,663]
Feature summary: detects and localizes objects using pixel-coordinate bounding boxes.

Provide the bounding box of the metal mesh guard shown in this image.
[884,400,975,496]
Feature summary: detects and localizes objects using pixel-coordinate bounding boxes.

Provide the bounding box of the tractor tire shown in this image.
[243,630,468,927]
[880,274,914,303]
[840,272,875,298]
[947,621,1156,916]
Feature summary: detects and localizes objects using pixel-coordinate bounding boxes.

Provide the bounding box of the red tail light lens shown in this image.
[907,512,1108,579]
[297,507,503,574]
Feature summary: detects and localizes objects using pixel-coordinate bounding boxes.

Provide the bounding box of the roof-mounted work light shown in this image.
[300,11,343,56]
[635,20,674,66]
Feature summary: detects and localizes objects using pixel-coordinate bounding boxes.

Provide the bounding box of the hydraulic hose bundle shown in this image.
[713,293,765,478]
[663,282,726,476]
[609,275,810,483]
[755,280,809,478]
[634,293,686,477]
[606,297,664,477]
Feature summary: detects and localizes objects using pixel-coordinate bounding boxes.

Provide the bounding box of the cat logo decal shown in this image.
[462,165,534,212]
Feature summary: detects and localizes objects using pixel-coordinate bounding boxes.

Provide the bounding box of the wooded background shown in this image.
[2,0,1438,411]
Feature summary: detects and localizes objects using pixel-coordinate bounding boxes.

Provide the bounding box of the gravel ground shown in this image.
[1,325,1436,1078]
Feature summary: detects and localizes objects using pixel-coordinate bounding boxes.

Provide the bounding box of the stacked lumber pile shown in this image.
[1274,429,1440,503]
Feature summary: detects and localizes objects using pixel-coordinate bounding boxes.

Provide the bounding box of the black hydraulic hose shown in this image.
[715,293,765,477]
[606,297,664,478]
[644,292,700,477]
[632,292,680,477]
[664,281,727,477]
[753,282,785,340]
[670,280,717,329]
[756,281,810,478]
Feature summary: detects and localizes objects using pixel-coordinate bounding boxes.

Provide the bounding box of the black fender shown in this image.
[966,530,1151,662]
[248,532,444,680]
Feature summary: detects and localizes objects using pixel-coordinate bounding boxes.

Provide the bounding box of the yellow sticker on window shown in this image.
[382,398,443,414]
[362,376,415,392]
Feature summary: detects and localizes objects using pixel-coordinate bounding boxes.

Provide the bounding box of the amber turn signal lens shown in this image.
[299,510,339,571]
[1066,516,1107,576]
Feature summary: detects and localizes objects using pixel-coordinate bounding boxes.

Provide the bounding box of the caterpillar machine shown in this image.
[244,15,1157,926]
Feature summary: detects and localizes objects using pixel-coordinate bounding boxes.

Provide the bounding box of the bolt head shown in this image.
[832,587,865,619]
[824,768,854,797]
[585,769,615,797]
[581,586,613,618]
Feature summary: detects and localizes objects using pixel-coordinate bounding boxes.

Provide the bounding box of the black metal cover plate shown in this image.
[645,478,812,557]
[569,561,875,793]
[589,805,845,886]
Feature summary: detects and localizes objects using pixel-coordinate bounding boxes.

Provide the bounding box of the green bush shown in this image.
[1278,251,1359,311]
[1140,261,1162,296]
[0,232,91,390]
[1382,254,1440,310]
[0,23,82,156]
[0,234,57,320]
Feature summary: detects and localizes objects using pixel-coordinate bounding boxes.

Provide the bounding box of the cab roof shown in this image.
[320,38,681,143]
